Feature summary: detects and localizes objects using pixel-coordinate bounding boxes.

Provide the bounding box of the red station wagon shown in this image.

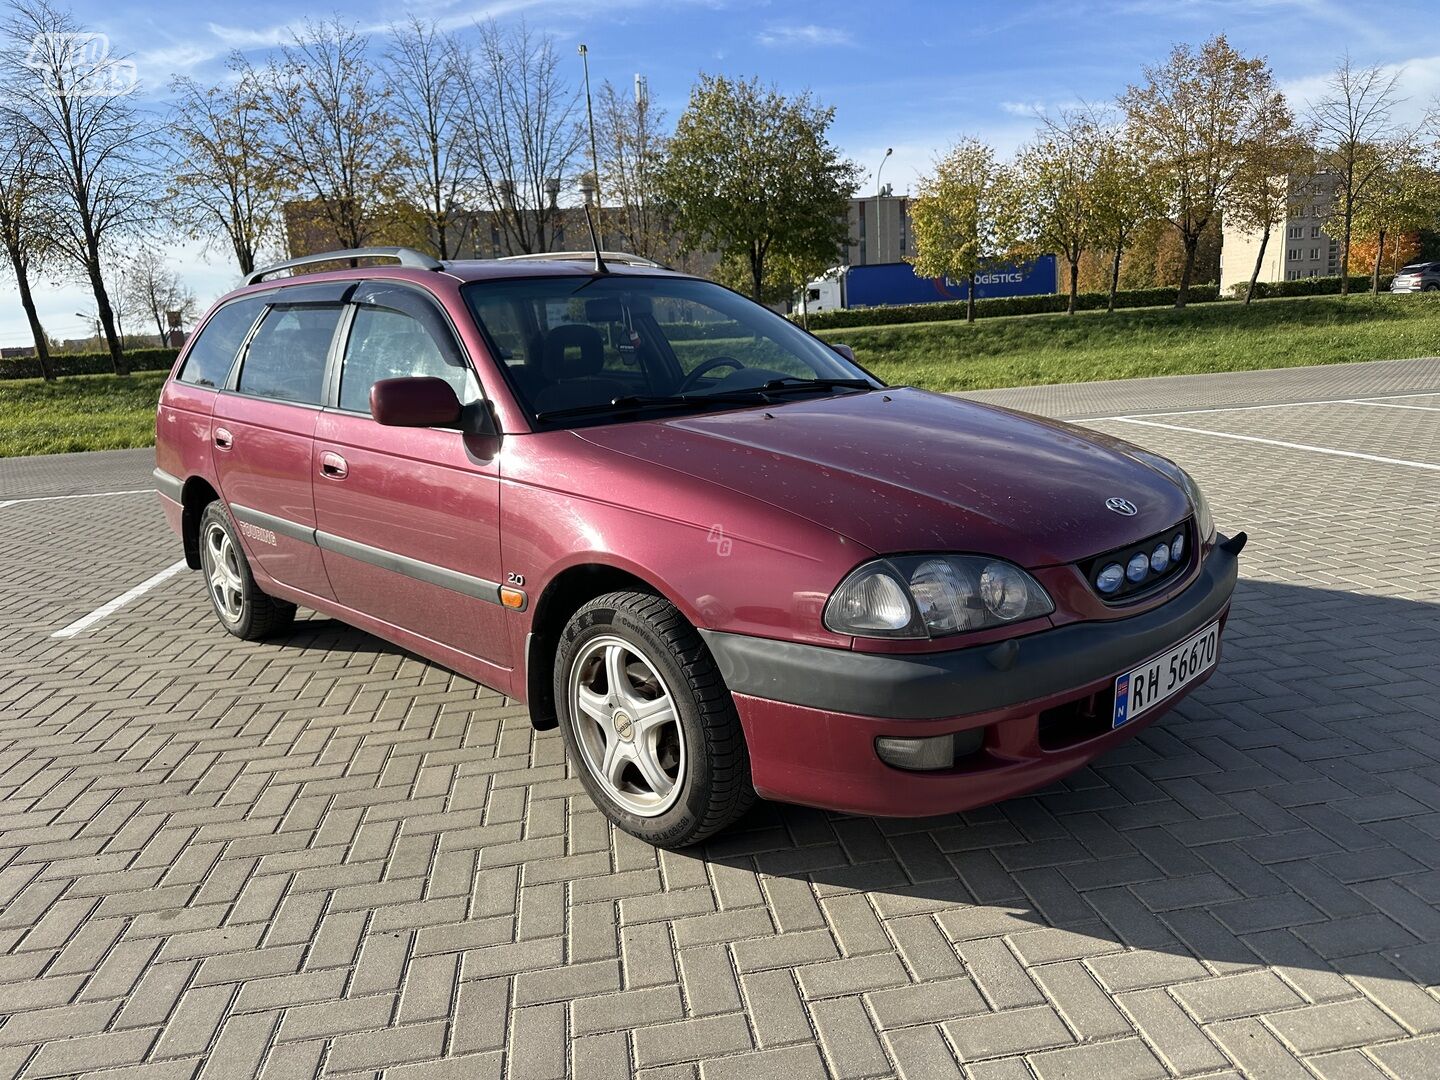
[155,246,1244,848]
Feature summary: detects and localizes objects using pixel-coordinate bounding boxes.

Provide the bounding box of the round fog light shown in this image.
[1150,543,1170,574]
[1126,552,1150,583]
[1096,563,1124,594]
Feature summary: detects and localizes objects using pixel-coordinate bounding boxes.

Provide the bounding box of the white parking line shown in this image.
[0,488,149,509]
[1077,389,1440,422]
[1109,417,1440,471]
[1341,399,1440,411]
[51,560,189,639]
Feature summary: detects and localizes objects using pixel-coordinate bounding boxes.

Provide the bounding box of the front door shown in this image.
[212,295,346,601]
[312,283,510,681]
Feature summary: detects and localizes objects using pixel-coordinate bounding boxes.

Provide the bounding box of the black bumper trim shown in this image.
[153,467,183,503]
[700,536,1240,721]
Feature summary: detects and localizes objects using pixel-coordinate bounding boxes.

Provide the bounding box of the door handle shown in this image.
[213,427,233,450]
[320,452,348,479]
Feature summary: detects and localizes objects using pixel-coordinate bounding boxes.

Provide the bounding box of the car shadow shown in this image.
[273,616,418,658]
[694,577,1440,984]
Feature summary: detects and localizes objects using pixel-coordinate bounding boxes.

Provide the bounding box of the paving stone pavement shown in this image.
[1,358,1439,1079]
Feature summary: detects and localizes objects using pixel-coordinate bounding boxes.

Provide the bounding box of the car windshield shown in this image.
[461,274,879,426]
[1400,263,1429,273]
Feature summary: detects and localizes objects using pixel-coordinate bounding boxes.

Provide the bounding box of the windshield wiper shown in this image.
[759,377,877,394]
[536,390,771,422]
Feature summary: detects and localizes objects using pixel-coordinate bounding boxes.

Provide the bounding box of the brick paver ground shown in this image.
[2,357,1438,1079]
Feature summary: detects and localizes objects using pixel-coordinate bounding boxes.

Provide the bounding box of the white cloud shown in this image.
[755,24,855,49]
[999,100,1046,118]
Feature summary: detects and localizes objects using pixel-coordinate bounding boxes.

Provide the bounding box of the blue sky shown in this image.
[4,0,1439,346]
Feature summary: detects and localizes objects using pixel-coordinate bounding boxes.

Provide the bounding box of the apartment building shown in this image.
[844,191,912,266]
[1220,175,1340,293]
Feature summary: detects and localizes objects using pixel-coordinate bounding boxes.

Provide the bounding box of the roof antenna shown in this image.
[583,200,609,275]
[578,43,608,276]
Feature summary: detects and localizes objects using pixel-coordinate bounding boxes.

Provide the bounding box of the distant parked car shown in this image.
[155,245,1243,848]
[1390,262,1440,292]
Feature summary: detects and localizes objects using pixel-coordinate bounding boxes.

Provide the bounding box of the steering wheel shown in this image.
[678,355,745,392]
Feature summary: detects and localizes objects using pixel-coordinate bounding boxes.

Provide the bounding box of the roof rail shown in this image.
[245,247,443,286]
[496,250,664,269]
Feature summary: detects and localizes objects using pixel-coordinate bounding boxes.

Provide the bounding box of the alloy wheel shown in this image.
[568,634,686,816]
[203,521,245,624]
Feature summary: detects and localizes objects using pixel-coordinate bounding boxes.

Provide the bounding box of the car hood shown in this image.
[572,388,1193,567]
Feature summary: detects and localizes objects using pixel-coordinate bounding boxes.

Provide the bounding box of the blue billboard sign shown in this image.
[845,256,1057,308]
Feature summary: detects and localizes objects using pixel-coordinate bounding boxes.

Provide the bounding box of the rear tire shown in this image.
[554,590,754,848]
[198,502,296,641]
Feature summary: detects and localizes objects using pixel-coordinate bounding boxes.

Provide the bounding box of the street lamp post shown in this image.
[875,148,893,265]
[75,311,100,343]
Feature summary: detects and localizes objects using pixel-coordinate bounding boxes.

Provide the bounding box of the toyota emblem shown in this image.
[1106,497,1138,516]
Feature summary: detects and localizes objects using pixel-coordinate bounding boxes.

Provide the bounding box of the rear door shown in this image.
[211,284,349,600]
[312,282,510,676]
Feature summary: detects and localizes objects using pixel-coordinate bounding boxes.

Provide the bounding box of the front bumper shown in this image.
[701,534,1241,816]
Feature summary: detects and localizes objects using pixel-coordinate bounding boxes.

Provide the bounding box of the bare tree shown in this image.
[1309,57,1415,296]
[595,76,669,259]
[452,20,584,255]
[124,246,196,341]
[4,0,154,373]
[167,58,282,277]
[259,18,409,251]
[1122,35,1290,307]
[0,111,54,376]
[386,17,470,258]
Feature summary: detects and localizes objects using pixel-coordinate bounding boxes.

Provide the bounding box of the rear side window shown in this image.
[338,305,480,414]
[176,297,265,388]
[237,304,342,405]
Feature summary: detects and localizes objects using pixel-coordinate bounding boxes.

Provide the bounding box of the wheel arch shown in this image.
[180,477,222,569]
[524,562,687,731]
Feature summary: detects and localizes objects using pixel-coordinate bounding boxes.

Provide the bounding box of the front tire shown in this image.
[554,591,754,848]
[198,502,296,641]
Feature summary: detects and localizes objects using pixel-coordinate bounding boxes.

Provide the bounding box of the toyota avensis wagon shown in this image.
[155,246,1244,848]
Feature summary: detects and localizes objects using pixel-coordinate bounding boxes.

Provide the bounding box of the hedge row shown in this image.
[1228,273,1397,300]
[800,284,1223,331]
[0,348,180,381]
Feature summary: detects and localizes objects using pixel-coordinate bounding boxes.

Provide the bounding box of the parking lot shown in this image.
[2,355,1438,1080]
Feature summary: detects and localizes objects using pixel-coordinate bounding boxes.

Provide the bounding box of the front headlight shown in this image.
[1130,449,1215,543]
[824,555,1054,639]
[1175,466,1215,542]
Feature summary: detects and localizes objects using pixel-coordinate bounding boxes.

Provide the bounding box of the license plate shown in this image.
[1113,621,1219,728]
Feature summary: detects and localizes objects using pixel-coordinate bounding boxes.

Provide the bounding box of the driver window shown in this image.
[339,305,480,414]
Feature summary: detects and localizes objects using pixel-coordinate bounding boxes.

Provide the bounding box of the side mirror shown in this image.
[831,343,857,364]
[370,377,462,428]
